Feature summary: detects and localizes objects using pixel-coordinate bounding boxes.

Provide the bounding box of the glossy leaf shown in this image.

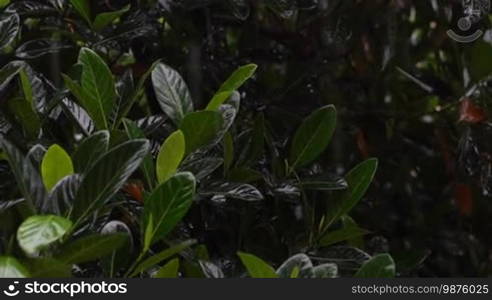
[237,252,278,278]
[180,111,223,154]
[0,13,20,51]
[289,105,337,170]
[156,130,185,184]
[17,215,72,255]
[0,256,30,278]
[319,226,369,247]
[71,139,150,221]
[16,39,71,59]
[276,254,313,278]
[72,131,110,173]
[41,145,74,192]
[152,63,193,125]
[355,254,395,278]
[143,172,196,246]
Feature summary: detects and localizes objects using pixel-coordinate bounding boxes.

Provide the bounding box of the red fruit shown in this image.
[454,183,473,216]
[459,99,487,124]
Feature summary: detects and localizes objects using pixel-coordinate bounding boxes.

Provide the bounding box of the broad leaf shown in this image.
[276,254,313,278]
[180,111,223,154]
[319,226,369,247]
[41,145,74,192]
[65,48,116,130]
[49,174,81,215]
[289,105,337,170]
[0,60,25,92]
[203,182,263,201]
[93,5,130,31]
[25,258,71,278]
[72,131,110,173]
[237,252,278,278]
[355,254,395,278]
[68,0,91,25]
[143,172,196,246]
[16,39,71,59]
[0,138,47,212]
[17,215,72,256]
[71,139,150,222]
[312,263,338,278]
[152,63,193,125]
[156,130,185,184]
[0,256,30,278]
[57,234,127,264]
[0,13,20,51]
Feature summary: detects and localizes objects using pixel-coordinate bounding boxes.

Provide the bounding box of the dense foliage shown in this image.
[0,0,491,277]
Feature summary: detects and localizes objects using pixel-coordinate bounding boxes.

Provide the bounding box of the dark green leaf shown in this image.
[152,63,193,125]
[289,105,337,170]
[319,226,369,247]
[72,131,110,173]
[0,13,20,51]
[130,239,196,277]
[15,39,71,59]
[93,5,130,31]
[180,111,223,154]
[71,139,150,222]
[68,0,91,25]
[25,258,71,277]
[143,172,196,246]
[57,234,127,264]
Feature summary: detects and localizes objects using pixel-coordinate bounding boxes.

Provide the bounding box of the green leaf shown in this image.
[143,172,196,246]
[237,252,278,278]
[355,254,395,278]
[68,0,92,26]
[0,61,25,91]
[71,139,150,222]
[41,145,74,192]
[180,111,223,154]
[276,254,313,278]
[57,234,127,264]
[153,258,180,278]
[312,263,338,278]
[65,48,116,130]
[325,158,378,227]
[0,13,20,52]
[151,63,193,125]
[130,239,196,277]
[0,138,47,212]
[0,0,10,9]
[289,105,337,170]
[123,119,156,188]
[93,5,130,31]
[219,64,257,91]
[25,258,71,277]
[156,130,185,184]
[319,226,369,247]
[206,91,233,111]
[7,97,40,138]
[17,215,72,256]
[0,256,30,278]
[72,131,110,173]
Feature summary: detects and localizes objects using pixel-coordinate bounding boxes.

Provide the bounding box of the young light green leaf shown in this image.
[151,63,193,125]
[41,144,74,192]
[93,5,130,31]
[153,258,180,278]
[180,111,223,154]
[68,0,91,26]
[156,130,185,184]
[355,254,395,278]
[289,105,337,171]
[0,256,30,278]
[237,252,278,278]
[206,64,257,110]
[143,172,196,246]
[17,215,72,256]
[57,234,127,264]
